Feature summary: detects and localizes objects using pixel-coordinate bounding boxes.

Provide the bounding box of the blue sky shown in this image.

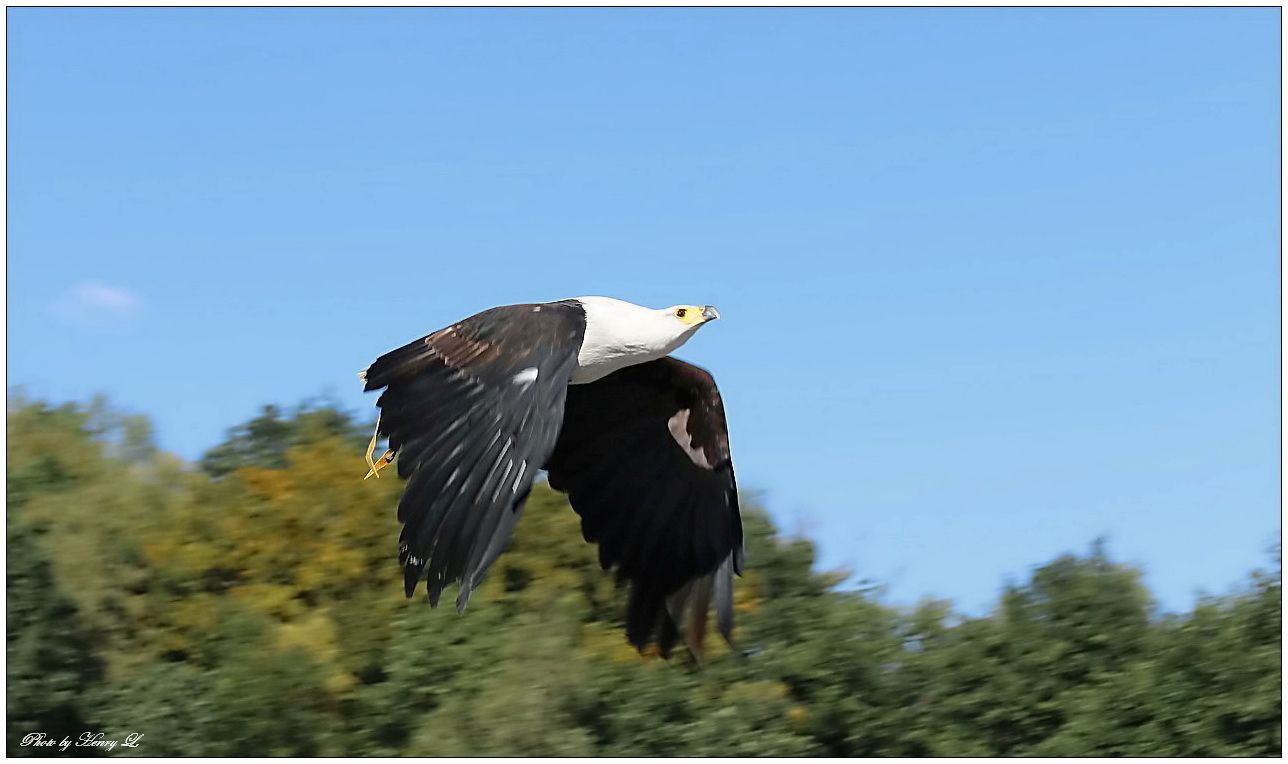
[9,8,1279,614]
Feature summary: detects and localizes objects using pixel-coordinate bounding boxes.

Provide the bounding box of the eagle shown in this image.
[359,296,743,658]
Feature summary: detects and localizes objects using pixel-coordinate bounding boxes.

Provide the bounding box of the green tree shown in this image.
[5,395,1281,757]
[98,604,344,756]
[6,514,105,756]
[198,401,368,477]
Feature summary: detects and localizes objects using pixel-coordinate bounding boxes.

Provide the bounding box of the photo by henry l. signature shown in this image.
[20,732,144,753]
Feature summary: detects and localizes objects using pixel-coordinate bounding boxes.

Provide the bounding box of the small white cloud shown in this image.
[71,282,139,312]
[52,281,141,324]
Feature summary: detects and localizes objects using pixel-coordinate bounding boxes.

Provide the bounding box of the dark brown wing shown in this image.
[362,301,586,610]
[545,357,743,658]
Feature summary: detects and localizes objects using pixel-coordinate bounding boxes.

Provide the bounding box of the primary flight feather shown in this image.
[359,296,742,658]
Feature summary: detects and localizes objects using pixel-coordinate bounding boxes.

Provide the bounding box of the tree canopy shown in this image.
[6,395,1281,756]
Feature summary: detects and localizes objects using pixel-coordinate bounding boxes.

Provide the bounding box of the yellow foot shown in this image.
[362,415,394,479]
[364,449,395,480]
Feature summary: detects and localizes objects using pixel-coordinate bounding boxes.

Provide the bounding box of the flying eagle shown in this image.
[359,297,743,658]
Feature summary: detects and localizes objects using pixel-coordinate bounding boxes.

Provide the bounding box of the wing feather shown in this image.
[545,357,743,658]
[364,301,586,610]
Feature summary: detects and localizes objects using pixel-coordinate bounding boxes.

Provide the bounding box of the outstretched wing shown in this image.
[362,301,586,610]
[545,357,743,658]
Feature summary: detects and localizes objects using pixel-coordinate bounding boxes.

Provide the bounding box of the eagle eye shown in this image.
[676,308,687,318]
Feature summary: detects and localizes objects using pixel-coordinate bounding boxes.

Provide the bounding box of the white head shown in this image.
[571,296,721,383]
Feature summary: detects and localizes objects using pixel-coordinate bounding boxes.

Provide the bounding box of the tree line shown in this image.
[6,395,1281,756]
